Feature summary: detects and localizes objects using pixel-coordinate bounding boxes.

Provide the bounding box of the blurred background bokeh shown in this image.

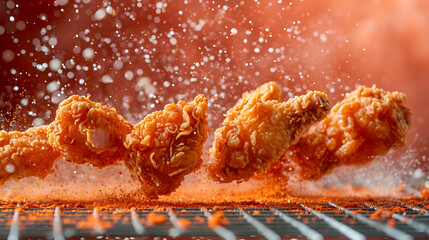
[1,0,428,197]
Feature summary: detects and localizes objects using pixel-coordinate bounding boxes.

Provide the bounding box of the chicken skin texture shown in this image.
[0,125,60,185]
[232,81,281,110]
[48,96,133,167]
[285,85,412,180]
[208,82,332,183]
[124,94,209,197]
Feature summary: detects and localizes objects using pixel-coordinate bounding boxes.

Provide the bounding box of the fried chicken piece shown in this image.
[287,85,412,180]
[48,95,133,167]
[0,125,60,185]
[208,82,332,183]
[124,94,209,196]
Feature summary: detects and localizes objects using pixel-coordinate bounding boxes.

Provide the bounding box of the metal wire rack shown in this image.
[1,199,429,239]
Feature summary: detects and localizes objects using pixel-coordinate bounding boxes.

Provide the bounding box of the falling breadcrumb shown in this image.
[208,212,229,228]
[421,189,429,199]
[177,218,192,229]
[146,212,168,226]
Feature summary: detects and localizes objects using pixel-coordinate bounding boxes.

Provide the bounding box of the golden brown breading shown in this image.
[286,85,412,180]
[208,82,332,183]
[47,96,133,167]
[232,81,282,110]
[124,94,209,197]
[0,125,59,185]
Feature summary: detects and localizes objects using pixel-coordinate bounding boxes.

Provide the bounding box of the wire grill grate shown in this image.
[1,200,429,239]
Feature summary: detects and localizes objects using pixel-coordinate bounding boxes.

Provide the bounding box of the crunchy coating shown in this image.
[124,94,209,197]
[232,81,282,110]
[0,125,59,185]
[208,82,332,183]
[288,85,412,180]
[48,95,133,167]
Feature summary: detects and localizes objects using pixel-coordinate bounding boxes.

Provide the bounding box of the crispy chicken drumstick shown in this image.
[124,94,209,196]
[0,125,60,185]
[292,85,412,179]
[47,96,133,167]
[266,85,412,181]
[208,82,332,183]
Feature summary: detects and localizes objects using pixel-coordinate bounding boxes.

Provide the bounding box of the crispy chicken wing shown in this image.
[284,85,412,180]
[208,82,332,183]
[124,94,209,196]
[47,96,133,167]
[0,125,60,185]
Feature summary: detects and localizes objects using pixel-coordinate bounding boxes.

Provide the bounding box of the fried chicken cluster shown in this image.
[124,94,209,196]
[208,82,332,183]
[0,125,59,185]
[0,95,209,197]
[0,83,413,197]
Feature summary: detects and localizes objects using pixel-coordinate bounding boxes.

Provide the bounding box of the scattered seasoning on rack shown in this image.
[208,212,229,228]
[386,218,396,227]
[147,212,168,226]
